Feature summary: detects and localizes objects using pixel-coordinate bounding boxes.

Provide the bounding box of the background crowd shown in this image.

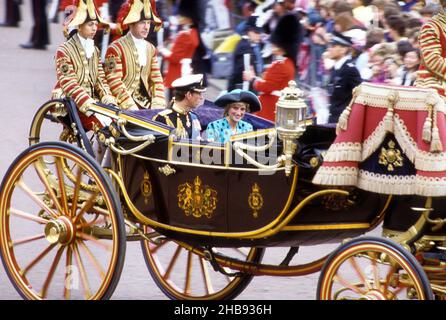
[0,0,437,120]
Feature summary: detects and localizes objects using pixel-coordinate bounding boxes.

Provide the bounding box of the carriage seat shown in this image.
[128,99,274,131]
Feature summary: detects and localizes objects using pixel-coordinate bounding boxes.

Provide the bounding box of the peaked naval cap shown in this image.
[172,74,207,93]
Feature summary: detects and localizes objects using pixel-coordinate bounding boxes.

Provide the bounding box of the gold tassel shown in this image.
[336,85,361,135]
[422,104,432,143]
[336,105,352,135]
[430,109,443,152]
[384,91,398,132]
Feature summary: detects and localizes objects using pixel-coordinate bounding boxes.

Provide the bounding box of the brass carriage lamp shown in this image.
[275,80,308,176]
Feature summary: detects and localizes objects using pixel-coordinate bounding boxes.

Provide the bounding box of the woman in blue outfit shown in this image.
[205,89,261,143]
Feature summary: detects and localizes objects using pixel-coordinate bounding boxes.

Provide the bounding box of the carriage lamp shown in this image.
[275,80,309,176]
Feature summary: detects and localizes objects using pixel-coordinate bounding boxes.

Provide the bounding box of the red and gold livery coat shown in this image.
[163,27,199,88]
[52,33,114,131]
[416,12,446,99]
[253,57,295,122]
[104,32,165,109]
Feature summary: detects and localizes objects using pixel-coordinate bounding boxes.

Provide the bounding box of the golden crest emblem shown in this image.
[379,140,403,171]
[105,56,116,73]
[60,63,70,75]
[140,171,152,204]
[178,176,217,218]
[248,183,263,218]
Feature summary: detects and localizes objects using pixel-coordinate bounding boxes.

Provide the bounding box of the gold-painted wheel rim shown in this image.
[0,147,120,300]
[142,227,260,300]
[319,243,429,300]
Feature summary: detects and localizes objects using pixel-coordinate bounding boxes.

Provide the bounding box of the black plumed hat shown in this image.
[178,0,202,25]
[270,14,301,60]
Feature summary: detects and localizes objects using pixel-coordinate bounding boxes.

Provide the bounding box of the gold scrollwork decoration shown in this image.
[248,183,263,218]
[378,140,403,171]
[158,164,176,176]
[141,170,152,204]
[178,176,217,218]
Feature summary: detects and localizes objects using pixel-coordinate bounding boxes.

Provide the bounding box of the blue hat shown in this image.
[214,89,261,113]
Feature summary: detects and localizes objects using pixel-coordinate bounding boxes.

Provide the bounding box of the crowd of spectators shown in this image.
[231,0,434,90]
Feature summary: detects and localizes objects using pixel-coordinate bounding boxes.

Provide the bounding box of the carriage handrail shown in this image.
[86,102,172,136]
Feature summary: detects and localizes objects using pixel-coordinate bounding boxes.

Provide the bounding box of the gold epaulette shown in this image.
[158,109,173,116]
[152,109,172,121]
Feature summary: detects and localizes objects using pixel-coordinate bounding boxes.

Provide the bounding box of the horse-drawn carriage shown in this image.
[1,81,446,300]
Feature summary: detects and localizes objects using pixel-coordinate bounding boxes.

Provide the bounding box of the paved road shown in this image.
[0,3,380,300]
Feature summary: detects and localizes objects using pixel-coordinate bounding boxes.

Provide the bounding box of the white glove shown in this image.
[95,113,112,127]
[159,47,171,57]
[101,94,117,105]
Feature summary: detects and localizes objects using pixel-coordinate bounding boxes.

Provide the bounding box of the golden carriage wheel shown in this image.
[317,237,433,300]
[141,229,265,300]
[0,142,126,300]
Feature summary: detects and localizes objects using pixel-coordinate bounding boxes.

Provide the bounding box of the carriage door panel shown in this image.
[167,165,228,232]
[227,169,295,232]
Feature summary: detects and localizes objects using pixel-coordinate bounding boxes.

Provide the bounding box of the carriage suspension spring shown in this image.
[204,246,245,278]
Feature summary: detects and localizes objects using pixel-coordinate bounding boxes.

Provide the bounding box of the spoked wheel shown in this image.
[317,237,433,300]
[0,142,125,300]
[141,228,265,300]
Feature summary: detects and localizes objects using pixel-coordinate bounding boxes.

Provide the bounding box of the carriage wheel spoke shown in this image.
[22,244,57,276]
[149,240,168,255]
[199,257,214,295]
[348,256,372,290]
[73,242,92,299]
[12,233,46,246]
[184,251,193,294]
[10,207,48,224]
[55,157,70,216]
[369,252,381,291]
[77,214,106,229]
[40,245,65,299]
[64,246,73,300]
[33,162,64,215]
[164,246,182,280]
[70,166,83,218]
[333,273,367,295]
[76,232,112,251]
[73,192,99,224]
[382,263,398,296]
[78,240,106,280]
[17,180,59,219]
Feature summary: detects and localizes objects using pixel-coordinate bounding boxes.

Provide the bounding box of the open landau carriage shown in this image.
[3,80,446,300]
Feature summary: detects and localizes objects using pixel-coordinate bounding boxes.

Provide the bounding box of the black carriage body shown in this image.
[114,123,393,248]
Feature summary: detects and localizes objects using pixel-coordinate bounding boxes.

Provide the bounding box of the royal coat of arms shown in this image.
[178,176,217,218]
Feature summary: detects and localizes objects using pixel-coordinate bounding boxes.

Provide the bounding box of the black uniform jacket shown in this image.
[328,59,362,123]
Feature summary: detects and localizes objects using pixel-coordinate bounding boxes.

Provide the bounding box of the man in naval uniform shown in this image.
[105,0,166,111]
[152,74,206,140]
[326,31,362,124]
